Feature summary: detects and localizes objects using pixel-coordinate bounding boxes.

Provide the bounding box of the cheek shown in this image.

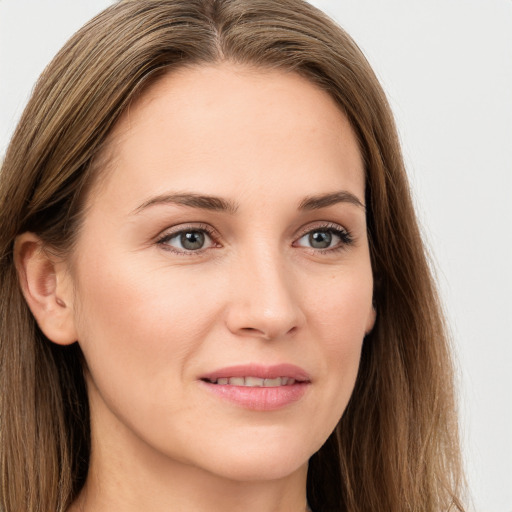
[310,265,373,344]
[307,266,373,405]
[71,253,222,399]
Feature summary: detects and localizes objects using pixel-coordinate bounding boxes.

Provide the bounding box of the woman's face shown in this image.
[68,64,375,482]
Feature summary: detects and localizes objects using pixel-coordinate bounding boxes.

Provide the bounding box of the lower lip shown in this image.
[200,381,309,411]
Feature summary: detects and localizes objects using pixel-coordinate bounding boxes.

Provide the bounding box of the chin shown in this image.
[184,428,321,483]
[206,454,309,483]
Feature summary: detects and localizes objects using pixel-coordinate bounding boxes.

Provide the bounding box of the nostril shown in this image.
[240,327,265,337]
[225,296,304,340]
[238,325,298,339]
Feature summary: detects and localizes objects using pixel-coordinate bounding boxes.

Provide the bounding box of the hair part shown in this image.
[0,1,465,510]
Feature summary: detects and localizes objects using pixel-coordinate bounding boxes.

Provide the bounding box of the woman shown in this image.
[0,0,465,511]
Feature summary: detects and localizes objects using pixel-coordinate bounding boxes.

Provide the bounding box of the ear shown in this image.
[14,233,78,345]
[365,305,377,336]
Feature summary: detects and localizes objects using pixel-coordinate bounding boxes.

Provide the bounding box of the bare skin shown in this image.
[17,63,374,512]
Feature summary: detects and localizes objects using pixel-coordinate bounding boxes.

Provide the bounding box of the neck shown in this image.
[71,459,309,512]
[69,390,309,512]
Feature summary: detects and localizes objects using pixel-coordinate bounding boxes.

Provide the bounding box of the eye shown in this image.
[158,228,215,253]
[295,226,352,251]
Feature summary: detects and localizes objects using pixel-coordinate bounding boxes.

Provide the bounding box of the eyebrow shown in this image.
[133,189,365,215]
[133,193,239,215]
[298,191,365,211]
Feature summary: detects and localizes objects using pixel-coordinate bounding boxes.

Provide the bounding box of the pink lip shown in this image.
[200,363,310,382]
[199,364,311,411]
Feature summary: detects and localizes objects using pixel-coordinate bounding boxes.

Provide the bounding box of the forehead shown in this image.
[90,63,365,211]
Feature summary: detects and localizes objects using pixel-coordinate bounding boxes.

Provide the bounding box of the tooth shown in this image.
[244,376,264,387]
[221,376,297,387]
[263,377,282,387]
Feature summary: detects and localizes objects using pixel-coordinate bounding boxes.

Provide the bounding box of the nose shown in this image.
[224,250,304,341]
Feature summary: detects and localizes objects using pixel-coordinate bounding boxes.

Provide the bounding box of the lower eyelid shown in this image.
[295,225,353,245]
[156,224,353,253]
[157,227,218,251]
[298,233,343,248]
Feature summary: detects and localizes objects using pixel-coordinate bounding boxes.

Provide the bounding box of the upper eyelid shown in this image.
[156,223,219,241]
[295,221,350,238]
[156,226,219,255]
[293,222,354,251]
[154,221,352,248]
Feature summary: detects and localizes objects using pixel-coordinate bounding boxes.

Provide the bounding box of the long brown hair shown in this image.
[0,1,465,510]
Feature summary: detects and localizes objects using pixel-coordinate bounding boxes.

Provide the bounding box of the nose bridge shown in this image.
[226,240,303,339]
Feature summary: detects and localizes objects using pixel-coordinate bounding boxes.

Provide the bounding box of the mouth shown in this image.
[200,363,310,386]
[202,376,299,387]
[199,364,311,411]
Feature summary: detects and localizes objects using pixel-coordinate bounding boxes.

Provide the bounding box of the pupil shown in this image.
[309,230,331,249]
[181,231,205,250]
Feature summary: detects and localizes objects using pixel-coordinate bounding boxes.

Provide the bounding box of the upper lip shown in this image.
[200,363,311,383]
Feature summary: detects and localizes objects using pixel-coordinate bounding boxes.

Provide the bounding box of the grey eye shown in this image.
[308,230,332,249]
[295,227,350,250]
[162,229,213,251]
[180,231,205,250]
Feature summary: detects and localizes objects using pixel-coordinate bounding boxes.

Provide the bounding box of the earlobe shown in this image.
[14,233,77,345]
[365,305,377,336]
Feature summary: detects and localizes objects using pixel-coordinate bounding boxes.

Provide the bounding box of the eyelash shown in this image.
[296,223,354,250]
[156,223,219,255]
[156,222,354,255]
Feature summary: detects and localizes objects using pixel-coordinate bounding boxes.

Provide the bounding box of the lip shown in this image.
[199,364,311,411]
[200,363,311,382]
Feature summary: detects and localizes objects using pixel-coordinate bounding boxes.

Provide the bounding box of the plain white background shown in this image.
[1,1,511,510]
